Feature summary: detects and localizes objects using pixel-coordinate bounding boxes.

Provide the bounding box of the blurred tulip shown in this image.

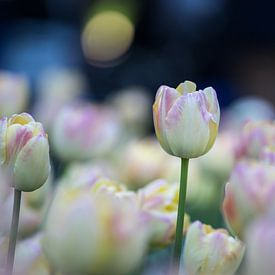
[198,131,236,183]
[0,72,29,117]
[153,81,220,158]
[137,179,189,247]
[34,68,86,130]
[223,160,275,239]
[260,145,275,164]
[52,103,121,161]
[183,221,245,275]
[235,120,275,160]
[0,113,50,192]
[245,216,275,275]
[109,87,151,137]
[43,186,149,275]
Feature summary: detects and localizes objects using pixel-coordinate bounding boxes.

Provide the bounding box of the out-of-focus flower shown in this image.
[137,179,189,247]
[13,234,50,275]
[235,121,275,160]
[0,172,52,237]
[118,138,171,189]
[34,68,87,130]
[43,186,149,275]
[260,145,275,164]
[0,72,29,117]
[0,113,50,192]
[244,217,275,275]
[52,103,121,161]
[198,131,236,183]
[109,87,151,137]
[153,81,220,158]
[183,221,245,275]
[222,96,275,130]
[223,160,275,239]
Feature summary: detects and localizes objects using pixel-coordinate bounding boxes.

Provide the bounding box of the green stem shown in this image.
[6,189,22,275]
[172,158,189,272]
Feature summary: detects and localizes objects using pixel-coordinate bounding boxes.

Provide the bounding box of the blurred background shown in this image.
[1,0,275,106]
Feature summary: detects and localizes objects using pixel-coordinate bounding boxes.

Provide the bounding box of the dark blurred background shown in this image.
[0,0,275,107]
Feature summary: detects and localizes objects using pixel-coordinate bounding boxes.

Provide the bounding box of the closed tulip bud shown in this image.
[0,113,50,192]
[153,81,220,158]
[0,72,29,117]
[52,104,121,161]
[183,221,245,275]
[223,160,275,239]
[43,187,149,275]
[235,120,275,160]
[137,179,189,247]
[245,217,275,275]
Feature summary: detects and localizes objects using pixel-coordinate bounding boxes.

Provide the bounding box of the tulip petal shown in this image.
[13,135,50,192]
[176,80,196,94]
[0,117,7,164]
[8,113,35,126]
[153,86,179,154]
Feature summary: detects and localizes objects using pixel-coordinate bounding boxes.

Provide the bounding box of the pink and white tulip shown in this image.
[183,221,245,275]
[0,113,50,192]
[153,81,220,158]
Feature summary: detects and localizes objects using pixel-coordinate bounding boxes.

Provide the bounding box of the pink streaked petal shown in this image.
[6,124,33,163]
[0,117,8,164]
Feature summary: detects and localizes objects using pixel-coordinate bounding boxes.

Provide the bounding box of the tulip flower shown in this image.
[153,81,220,269]
[137,179,190,247]
[52,103,121,161]
[0,113,50,275]
[245,216,275,275]
[235,120,275,160]
[153,81,220,159]
[223,160,275,239]
[0,72,29,117]
[183,221,245,275]
[43,186,149,275]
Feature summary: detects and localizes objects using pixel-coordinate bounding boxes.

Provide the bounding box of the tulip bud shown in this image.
[245,217,275,275]
[153,81,220,158]
[223,160,275,239]
[43,187,149,275]
[137,179,189,247]
[0,72,29,117]
[52,104,121,161]
[0,113,50,192]
[183,221,245,275]
[235,120,275,160]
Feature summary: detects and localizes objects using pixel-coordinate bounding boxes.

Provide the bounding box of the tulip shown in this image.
[235,120,275,160]
[0,72,29,117]
[43,186,149,275]
[245,216,275,275]
[0,113,50,192]
[223,160,275,239]
[137,179,190,247]
[52,103,121,161]
[183,221,245,275]
[153,80,220,158]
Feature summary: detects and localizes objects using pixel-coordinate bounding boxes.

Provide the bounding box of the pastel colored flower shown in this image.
[223,160,275,239]
[0,113,50,192]
[0,72,29,117]
[260,145,275,165]
[183,221,245,275]
[245,217,275,275]
[52,103,121,161]
[43,186,149,275]
[137,179,189,247]
[235,120,275,160]
[153,81,220,158]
